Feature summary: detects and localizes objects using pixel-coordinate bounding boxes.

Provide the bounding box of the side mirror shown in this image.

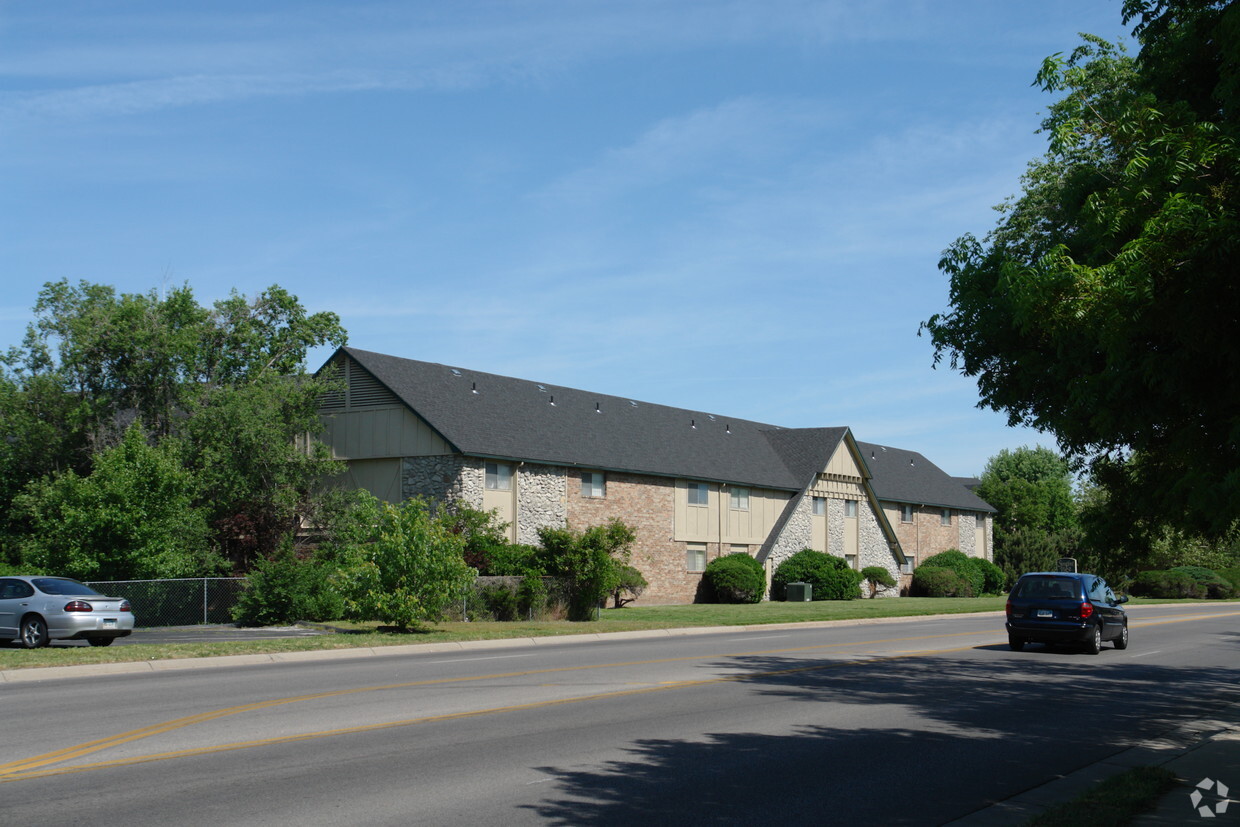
[1115,594,1129,604]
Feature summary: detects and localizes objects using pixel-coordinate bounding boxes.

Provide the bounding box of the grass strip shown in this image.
[1024,766,1179,826]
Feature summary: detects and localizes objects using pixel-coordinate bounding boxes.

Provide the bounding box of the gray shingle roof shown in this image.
[330,348,993,512]
[337,348,840,490]
[857,442,995,512]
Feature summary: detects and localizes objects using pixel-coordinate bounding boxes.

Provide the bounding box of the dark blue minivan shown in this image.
[1005,572,1129,654]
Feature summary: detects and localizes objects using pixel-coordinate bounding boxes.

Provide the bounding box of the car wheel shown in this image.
[87,637,114,647]
[19,616,49,649]
[1008,635,1025,651]
[1084,623,1103,655]
[1113,622,1129,650]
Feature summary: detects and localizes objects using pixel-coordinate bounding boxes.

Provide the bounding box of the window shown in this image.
[686,543,707,572]
[901,558,915,575]
[844,499,858,518]
[812,496,826,516]
[900,504,913,523]
[729,544,749,555]
[940,509,951,526]
[687,482,709,506]
[484,462,512,491]
[581,471,605,498]
[729,486,749,510]
[844,554,857,569]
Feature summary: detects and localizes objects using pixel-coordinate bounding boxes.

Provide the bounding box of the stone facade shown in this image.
[858,504,900,597]
[958,512,977,556]
[514,463,567,545]
[764,493,812,573]
[402,455,481,505]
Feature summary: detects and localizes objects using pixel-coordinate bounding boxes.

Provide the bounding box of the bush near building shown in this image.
[771,550,862,601]
[703,554,766,604]
[911,566,974,597]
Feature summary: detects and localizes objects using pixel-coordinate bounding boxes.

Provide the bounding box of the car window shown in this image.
[0,579,35,599]
[31,578,101,597]
[1013,575,1078,599]
[1088,579,1107,601]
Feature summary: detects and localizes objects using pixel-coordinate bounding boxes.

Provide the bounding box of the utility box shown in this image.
[786,582,812,602]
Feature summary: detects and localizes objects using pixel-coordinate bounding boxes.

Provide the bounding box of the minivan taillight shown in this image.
[1079,601,1094,619]
[1005,600,1013,616]
[64,600,93,612]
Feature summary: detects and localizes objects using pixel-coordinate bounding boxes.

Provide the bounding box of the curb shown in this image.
[946,701,1240,825]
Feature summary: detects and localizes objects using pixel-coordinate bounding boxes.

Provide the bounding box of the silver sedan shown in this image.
[0,576,135,648]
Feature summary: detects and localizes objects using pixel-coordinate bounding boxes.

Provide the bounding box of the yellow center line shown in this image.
[0,628,987,777]
[0,642,983,783]
[4,609,1235,783]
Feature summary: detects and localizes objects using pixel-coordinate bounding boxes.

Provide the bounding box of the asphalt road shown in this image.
[3,604,1239,825]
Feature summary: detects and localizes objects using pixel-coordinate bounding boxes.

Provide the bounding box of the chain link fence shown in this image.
[85,578,248,628]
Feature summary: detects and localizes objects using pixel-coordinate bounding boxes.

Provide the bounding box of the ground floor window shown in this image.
[485,462,512,490]
[686,543,707,572]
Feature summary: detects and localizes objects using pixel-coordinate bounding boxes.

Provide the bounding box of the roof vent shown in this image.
[708,414,716,421]
[595,402,601,413]
[471,382,478,394]
[725,424,731,434]
[537,384,546,392]
[629,400,638,407]
[909,459,915,466]
[549,396,556,406]
[881,446,887,452]
[690,419,696,429]
[871,451,876,460]
[450,368,462,377]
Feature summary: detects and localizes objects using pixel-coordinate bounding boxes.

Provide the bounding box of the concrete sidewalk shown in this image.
[948,702,1240,825]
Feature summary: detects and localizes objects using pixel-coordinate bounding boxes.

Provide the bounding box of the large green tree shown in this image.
[922,1,1240,538]
[1,280,347,574]
[977,446,1078,536]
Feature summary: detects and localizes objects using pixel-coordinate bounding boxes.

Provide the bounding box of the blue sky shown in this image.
[0,1,1131,477]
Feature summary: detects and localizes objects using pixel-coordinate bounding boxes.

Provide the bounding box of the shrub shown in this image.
[771,550,862,601]
[1170,565,1234,599]
[911,566,973,597]
[1219,567,1240,595]
[610,565,648,608]
[340,496,477,631]
[537,519,637,621]
[965,557,1007,595]
[1130,570,1205,599]
[919,549,984,595]
[860,565,896,598]
[485,543,543,577]
[477,581,519,621]
[517,575,550,619]
[704,554,766,603]
[232,540,343,626]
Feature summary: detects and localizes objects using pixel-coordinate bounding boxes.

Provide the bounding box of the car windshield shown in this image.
[1013,576,1078,600]
[32,578,102,597]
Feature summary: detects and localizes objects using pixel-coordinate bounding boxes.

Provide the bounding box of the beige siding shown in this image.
[337,458,403,503]
[809,441,867,499]
[843,505,860,567]
[674,479,717,540]
[320,407,451,460]
[811,508,828,552]
[975,523,987,558]
[674,480,789,543]
[482,484,517,542]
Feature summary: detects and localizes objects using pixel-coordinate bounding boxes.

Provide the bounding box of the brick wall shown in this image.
[564,469,705,604]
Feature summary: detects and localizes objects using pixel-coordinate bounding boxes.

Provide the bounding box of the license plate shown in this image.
[102,618,117,628]
[1036,609,1053,618]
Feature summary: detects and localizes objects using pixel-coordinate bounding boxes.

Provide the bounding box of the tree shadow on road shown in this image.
[523,647,1240,825]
